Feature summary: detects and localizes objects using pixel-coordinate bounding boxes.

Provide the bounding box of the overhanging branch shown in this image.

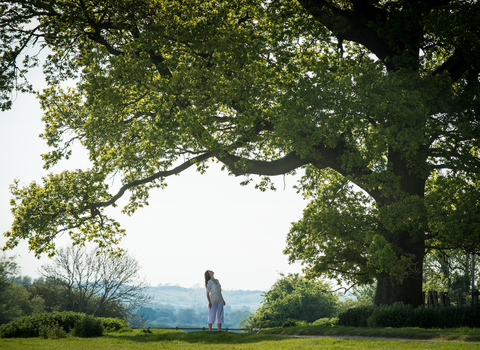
[216,151,312,176]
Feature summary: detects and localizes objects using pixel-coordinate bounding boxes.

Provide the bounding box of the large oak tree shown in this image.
[1,0,479,307]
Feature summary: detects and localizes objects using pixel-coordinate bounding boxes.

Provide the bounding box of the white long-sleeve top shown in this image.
[206,279,224,303]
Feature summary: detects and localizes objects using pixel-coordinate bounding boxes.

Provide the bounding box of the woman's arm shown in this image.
[206,281,212,309]
[206,292,212,309]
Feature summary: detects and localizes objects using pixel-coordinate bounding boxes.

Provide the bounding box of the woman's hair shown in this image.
[204,270,211,288]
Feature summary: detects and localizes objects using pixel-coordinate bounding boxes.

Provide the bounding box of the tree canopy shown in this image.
[1,0,479,306]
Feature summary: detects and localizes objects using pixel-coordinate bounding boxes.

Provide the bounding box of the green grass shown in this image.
[1,328,480,349]
[258,325,480,342]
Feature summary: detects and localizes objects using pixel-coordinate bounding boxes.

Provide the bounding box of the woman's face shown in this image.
[208,270,214,279]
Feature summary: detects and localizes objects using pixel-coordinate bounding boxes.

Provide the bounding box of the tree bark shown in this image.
[375,249,425,307]
[373,152,427,307]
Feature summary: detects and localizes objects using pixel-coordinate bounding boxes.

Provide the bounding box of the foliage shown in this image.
[72,315,104,338]
[243,274,338,328]
[1,0,480,308]
[337,306,375,328]
[0,311,83,338]
[38,321,67,339]
[0,310,124,338]
[0,255,44,325]
[337,284,375,315]
[423,250,479,294]
[338,303,480,329]
[34,246,150,323]
[99,317,129,332]
[311,317,338,327]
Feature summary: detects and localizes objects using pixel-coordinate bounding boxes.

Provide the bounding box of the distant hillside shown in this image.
[140,284,264,328]
[146,284,263,311]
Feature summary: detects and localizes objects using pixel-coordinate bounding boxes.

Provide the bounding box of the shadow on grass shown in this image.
[258,325,480,342]
[104,329,289,345]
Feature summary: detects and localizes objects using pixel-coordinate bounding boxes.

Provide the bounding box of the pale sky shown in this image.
[0,62,308,292]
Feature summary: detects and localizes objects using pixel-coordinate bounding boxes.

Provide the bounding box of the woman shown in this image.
[205,270,226,331]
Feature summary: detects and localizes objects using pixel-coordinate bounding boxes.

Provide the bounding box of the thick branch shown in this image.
[298,0,396,70]
[216,151,312,176]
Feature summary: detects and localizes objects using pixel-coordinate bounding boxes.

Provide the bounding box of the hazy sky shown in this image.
[0,63,308,292]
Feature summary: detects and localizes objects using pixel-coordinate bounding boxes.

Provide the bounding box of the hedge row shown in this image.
[338,303,480,328]
[0,311,129,338]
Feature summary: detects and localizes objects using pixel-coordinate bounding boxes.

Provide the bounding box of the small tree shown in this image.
[37,246,150,323]
[0,254,41,324]
[243,273,337,328]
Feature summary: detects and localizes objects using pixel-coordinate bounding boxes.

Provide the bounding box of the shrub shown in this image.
[0,312,120,338]
[312,317,338,326]
[99,317,129,331]
[72,315,104,338]
[0,311,83,338]
[118,326,133,333]
[337,306,375,327]
[337,304,480,328]
[38,322,67,339]
[282,319,298,327]
[367,303,413,327]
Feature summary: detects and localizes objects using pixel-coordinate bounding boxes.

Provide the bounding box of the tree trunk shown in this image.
[373,151,427,307]
[374,223,426,307]
[375,257,424,307]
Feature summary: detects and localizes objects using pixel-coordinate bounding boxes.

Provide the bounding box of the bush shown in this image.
[0,311,83,338]
[367,303,413,327]
[312,317,338,326]
[38,322,67,339]
[99,317,129,331]
[118,326,133,333]
[0,312,123,338]
[282,319,298,327]
[337,304,480,328]
[337,306,375,327]
[72,315,104,338]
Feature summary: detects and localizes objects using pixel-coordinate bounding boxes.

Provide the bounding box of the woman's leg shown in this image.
[216,303,224,331]
[208,304,217,331]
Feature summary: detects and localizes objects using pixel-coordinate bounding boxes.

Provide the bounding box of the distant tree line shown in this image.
[139,305,250,329]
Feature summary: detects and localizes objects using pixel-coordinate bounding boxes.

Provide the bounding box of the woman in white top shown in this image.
[205,270,226,331]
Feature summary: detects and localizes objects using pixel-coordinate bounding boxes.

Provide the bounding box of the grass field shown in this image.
[1,329,480,350]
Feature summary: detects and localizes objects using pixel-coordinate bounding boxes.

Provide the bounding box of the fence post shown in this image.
[457,289,463,306]
[427,291,438,307]
[439,292,446,307]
